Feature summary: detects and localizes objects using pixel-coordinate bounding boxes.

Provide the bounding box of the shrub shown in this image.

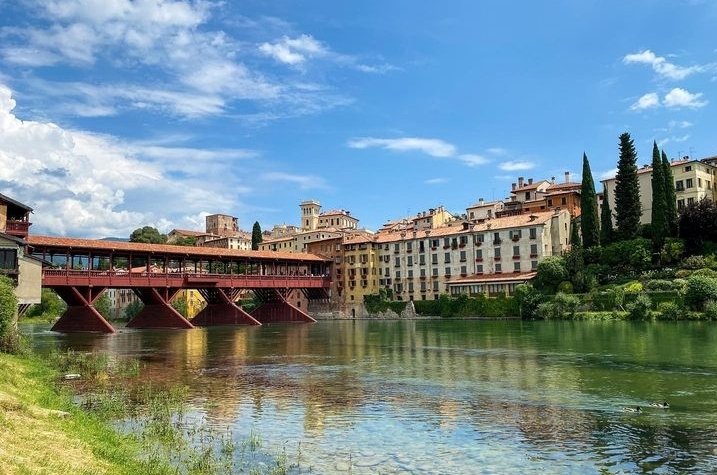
[537,293,580,319]
[0,276,20,353]
[675,269,692,279]
[514,284,543,319]
[656,302,681,320]
[646,279,673,291]
[623,281,644,293]
[557,281,574,294]
[705,301,717,320]
[627,293,652,320]
[661,239,685,264]
[534,256,568,294]
[600,239,651,272]
[682,255,707,270]
[691,268,717,279]
[684,275,717,310]
[672,279,689,294]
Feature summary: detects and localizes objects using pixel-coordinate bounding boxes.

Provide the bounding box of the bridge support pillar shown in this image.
[51,287,115,334]
[126,288,194,329]
[192,289,261,326]
[251,289,316,324]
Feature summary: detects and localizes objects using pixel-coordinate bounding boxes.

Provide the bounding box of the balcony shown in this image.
[513,255,521,260]
[493,239,502,245]
[530,253,538,258]
[494,257,501,262]
[475,241,483,247]
[5,220,30,238]
[511,235,520,242]
[475,258,483,262]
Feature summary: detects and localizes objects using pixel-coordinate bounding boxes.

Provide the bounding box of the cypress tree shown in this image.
[570,218,581,249]
[614,132,642,240]
[650,141,667,258]
[600,184,614,245]
[251,221,263,250]
[662,150,678,236]
[580,153,600,247]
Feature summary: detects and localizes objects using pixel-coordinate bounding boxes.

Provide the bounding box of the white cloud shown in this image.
[600,168,618,180]
[663,88,708,108]
[347,137,457,157]
[623,49,703,80]
[0,83,253,237]
[486,147,508,156]
[260,172,329,190]
[1,1,347,121]
[424,177,448,185]
[668,120,693,129]
[458,154,490,167]
[499,161,535,171]
[657,134,690,147]
[259,34,328,65]
[630,92,660,111]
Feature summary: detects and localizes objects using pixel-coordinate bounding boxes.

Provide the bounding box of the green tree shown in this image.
[122,300,144,320]
[93,293,112,319]
[679,198,717,255]
[129,226,167,244]
[0,275,20,353]
[534,256,568,294]
[570,219,581,248]
[662,150,678,237]
[172,295,188,317]
[600,184,614,245]
[251,221,263,251]
[650,141,667,259]
[173,236,197,246]
[580,153,600,247]
[614,132,642,240]
[514,284,543,319]
[26,289,66,320]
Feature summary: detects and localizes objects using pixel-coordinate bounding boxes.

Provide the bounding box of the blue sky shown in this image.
[0,0,715,237]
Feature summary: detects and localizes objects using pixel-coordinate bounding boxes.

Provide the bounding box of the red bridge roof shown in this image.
[28,235,329,262]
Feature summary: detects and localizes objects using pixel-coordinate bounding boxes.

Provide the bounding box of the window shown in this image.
[431,239,440,248]
[698,178,702,188]
[676,180,684,191]
[432,268,439,276]
[476,249,483,259]
[561,197,567,205]
[529,228,537,239]
[510,229,522,240]
[461,265,467,275]
[513,245,520,257]
[685,165,692,172]
[445,266,451,276]
[420,268,426,278]
[475,234,484,244]
[433,281,439,291]
[514,262,521,272]
[493,232,501,244]
[687,197,695,206]
[443,238,450,248]
[494,247,501,258]
[495,263,502,273]
[686,178,694,189]
[547,199,553,206]
[677,199,685,210]
[408,282,414,293]
[408,270,413,278]
[531,260,538,270]
[459,235,468,246]
[444,252,451,263]
[395,270,401,279]
[394,257,401,267]
[525,191,530,200]
[407,256,413,267]
[460,250,467,262]
[419,254,426,265]
[432,254,438,265]
[394,243,400,253]
[406,242,413,252]
[530,244,538,257]
[0,249,18,270]
[476,264,483,273]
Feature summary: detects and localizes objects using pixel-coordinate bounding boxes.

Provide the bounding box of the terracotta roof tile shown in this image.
[27,235,328,262]
[168,229,206,237]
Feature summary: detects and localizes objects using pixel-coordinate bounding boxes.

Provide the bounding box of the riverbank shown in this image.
[0,352,163,475]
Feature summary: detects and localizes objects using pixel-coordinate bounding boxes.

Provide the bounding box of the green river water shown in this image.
[25,320,717,474]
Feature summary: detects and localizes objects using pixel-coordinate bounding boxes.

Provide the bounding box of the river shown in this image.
[23,320,717,474]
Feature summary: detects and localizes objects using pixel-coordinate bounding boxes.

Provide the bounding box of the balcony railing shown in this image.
[5,220,30,237]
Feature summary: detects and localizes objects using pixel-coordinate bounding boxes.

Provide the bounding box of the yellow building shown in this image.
[342,233,381,309]
[601,157,717,225]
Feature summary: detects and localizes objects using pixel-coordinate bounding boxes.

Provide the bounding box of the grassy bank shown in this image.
[0,352,168,475]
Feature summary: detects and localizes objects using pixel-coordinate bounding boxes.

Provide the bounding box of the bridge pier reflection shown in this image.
[251,289,316,323]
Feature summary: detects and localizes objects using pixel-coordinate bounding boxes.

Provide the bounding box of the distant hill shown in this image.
[100,237,129,242]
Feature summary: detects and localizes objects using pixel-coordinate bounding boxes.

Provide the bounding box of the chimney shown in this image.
[564,171,570,183]
[551,176,556,184]
[511,183,517,191]
[528,178,533,185]
[518,177,525,188]
[479,197,484,204]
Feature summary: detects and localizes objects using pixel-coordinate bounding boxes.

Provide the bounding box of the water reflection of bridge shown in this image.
[28,235,332,333]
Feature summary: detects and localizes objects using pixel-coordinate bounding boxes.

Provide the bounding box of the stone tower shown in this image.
[299,200,321,231]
